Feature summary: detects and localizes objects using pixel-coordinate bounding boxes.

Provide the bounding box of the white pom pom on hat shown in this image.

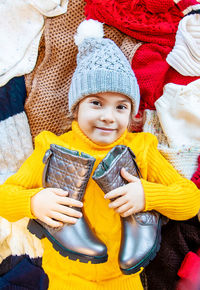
[74,19,104,46]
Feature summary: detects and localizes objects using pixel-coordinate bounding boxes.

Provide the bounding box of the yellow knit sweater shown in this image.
[0,121,199,290]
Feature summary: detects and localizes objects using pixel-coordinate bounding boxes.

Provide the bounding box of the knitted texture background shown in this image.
[25,0,127,141]
[131,43,199,111]
[166,14,200,76]
[0,217,43,265]
[176,251,200,289]
[84,0,183,47]
[0,76,33,184]
[0,76,43,281]
[0,0,68,87]
[145,0,174,13]
[155,80,200,148]
[174,0,200,15]
[158,146,200,180]
[143,110,169,146]
[0,255,48,289]
[119,36,143,64]
[191,155,200,189]
[145,216,200,290]
[143,110,200,179]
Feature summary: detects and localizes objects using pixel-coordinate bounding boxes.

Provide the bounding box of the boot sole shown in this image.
[120,217,162,275]
[27,219,108,264]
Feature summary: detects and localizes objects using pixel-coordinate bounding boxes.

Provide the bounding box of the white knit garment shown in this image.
[0,112,33,184]
[0,217,43,263]
[155,80,200,148]
[143,110,200,179]
[166,14,200,76]
[143,110,169,146]
[0,112,43,262]
[0,0,69,87]
[158,146,200,180]
[28,0,69,17]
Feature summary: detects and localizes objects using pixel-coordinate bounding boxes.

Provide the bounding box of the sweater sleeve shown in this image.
[0,132,48,222]
[141,135,200,220]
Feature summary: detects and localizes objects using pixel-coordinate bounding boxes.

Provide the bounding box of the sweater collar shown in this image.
[71,121,127,152]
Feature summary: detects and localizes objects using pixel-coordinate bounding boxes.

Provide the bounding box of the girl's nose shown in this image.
[100,107,115,123]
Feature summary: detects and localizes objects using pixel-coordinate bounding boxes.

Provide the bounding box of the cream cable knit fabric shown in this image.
[0,112,43,264]
[166,14,200,76]
[0,217,43,264]
[155,80,200,148]
[0,111,43,264]
[143,110,200,180]
[0,112,33,184]
[143,110,169,147]
[28,0,69,17]
[0,0,68,87]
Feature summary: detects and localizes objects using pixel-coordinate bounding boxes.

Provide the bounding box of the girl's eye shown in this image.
[91,100,101,106]
[117,104,127,110]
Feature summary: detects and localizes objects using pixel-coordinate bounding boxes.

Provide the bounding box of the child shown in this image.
[0,20,199,290]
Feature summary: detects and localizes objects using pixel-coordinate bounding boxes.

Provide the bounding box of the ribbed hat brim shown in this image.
[69,69,140,115]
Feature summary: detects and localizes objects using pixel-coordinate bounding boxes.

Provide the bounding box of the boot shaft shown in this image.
[43,144,95,202]
[92,145,141,194]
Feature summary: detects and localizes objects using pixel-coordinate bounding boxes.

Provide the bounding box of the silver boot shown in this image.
[28,144,108,264]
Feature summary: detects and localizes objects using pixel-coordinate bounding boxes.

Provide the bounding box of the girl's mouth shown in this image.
[96,127,115,132]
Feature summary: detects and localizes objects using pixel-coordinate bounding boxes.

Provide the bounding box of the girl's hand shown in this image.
[104,168,145,217]
[31,188,83,227]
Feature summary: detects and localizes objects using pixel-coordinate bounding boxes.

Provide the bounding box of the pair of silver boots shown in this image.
[27,144,162,274]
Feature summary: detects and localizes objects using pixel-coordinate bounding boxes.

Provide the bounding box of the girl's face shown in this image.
[77,92,132,145]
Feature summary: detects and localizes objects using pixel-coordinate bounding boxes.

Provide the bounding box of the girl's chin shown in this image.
[90,136,117,146]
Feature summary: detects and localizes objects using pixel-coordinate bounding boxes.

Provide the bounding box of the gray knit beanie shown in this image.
[68,19,140,116]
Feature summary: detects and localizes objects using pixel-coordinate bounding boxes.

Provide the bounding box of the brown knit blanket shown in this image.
[24,0,131,141]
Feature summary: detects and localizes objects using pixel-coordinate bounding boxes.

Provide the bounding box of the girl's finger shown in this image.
[116,202,132,214]
[55,204,82,218]
[104,186,126,199]
[109,195,127,209]
[50,211,79,225]
[58,196,83,207]
[120,208,135,218]
[51,188,69,196]
[121,168,139,183]
[43,216,63,228]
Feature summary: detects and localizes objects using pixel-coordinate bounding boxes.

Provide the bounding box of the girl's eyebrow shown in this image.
[118,99,131,103]
[116,99,132,105]
[89,95,130,102]
[88,94,102,99]
[87,95,131,104]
